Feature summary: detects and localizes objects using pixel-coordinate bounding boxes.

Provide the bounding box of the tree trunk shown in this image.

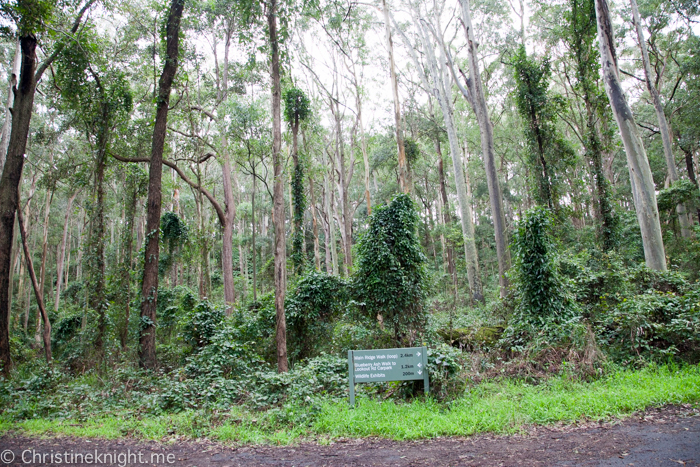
[0,0,92,375]
[595,0,666,270]
[309,174,321,270]
[0,35,39,376]
[221,141,237,309]
[55,192,77,311]
[17,197,51,364]
[458,0,510,296]
[139,0,185,369]
[629,0,691,237]
[414,18,483,302]
[0,41,21,173]
[269,0,288,373]
[381,0,408,194]
[90,123,109,359]
[37,187,53,344]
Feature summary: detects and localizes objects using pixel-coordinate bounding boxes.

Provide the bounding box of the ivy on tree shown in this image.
[354,194,427,345]
[283,87,311,275]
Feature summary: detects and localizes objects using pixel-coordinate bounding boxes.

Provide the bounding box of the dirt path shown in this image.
[1,405,698,466]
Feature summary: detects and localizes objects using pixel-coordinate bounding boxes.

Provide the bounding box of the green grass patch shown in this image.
[2,364,699,444]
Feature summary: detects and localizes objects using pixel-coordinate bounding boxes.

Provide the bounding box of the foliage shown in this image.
[512,46,577,211]
[159,211,188,277]
[286,270,348,361]
[598,288,700,363]
[178,298,225,350]
[283,87,311,127]
[505,207,578,346]
[291,161,306,274]
[354,194,427,345]
[657,179,699,212]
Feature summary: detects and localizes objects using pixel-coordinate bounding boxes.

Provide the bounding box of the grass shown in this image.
[2,364,699,445]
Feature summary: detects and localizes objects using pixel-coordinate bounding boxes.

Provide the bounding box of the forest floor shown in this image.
[0,405,698,466]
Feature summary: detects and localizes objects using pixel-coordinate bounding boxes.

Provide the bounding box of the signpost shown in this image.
[348,346,429,407]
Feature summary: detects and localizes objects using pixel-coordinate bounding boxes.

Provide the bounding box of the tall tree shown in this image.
[267,0,287,372]
[456,0,511,296]
[139,0,185,369]
[0,0,94,376]
[381,0,408,194]
[594,0,666,270]
[400,9,483,302]
[629,0,692,237]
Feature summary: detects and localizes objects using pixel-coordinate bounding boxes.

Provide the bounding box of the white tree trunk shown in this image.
[413,16,483,301]
[629,0,692,237]
[595,0,666,270]
[458,0,511,296]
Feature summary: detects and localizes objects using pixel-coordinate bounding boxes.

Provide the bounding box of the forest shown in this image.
[0,0,699,442]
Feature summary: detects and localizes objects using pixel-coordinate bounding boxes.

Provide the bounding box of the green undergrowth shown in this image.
[2,363,698,444]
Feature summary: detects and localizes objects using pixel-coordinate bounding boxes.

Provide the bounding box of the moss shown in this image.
[437,326,504,349]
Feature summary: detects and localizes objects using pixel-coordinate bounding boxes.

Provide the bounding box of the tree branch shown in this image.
[108,151,226,225]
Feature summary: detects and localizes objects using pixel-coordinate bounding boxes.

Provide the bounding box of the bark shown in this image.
[381,0,408,194]
[0,41,21,172]
[0,35,38,376]
[17,196,51,364]
[331,97,352,274]
[89,120,109,359]
[0,1,93,375]
[457,0,510,296]
[322,175,333,274]
[139,0,185,369]
[629,0,691,237]
[351,67,372,215]
[252,170,257,302]
[411,16,483,302]
[309,174,321,270]
[595,0,666,270]
[433,103,457,298]
[119,182,139,351]
[221,139,237,309]
[269,0,288,373]
[218,25,238,307]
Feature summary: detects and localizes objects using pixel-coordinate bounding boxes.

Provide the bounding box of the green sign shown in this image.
[348,346,429,406]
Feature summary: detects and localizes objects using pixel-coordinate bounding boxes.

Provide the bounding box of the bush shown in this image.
[178,298,225,350]
[598,287,700,363]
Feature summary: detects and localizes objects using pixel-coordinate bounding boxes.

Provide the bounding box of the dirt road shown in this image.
[1,405,698,466]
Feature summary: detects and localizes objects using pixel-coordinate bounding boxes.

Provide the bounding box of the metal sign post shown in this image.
[348,346,429,407]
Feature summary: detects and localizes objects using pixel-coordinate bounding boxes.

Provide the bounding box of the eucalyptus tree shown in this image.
[0,43,20,172]
[594,0,666,270]
[265,0,288,372]
[0,0,95,375]
[393,6,483,302]
[140,0,185,369]
[454,0,511,297]
[381,0,408,194]
[228,94,272,302]
[188,0,262,308]
[629,0,692,236]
